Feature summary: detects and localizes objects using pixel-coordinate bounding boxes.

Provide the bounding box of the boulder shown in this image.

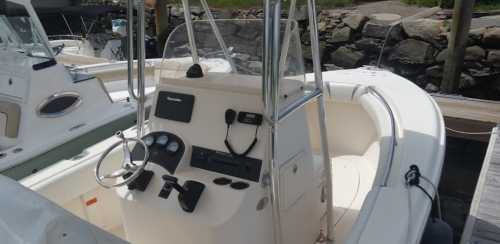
[469,27,486,44]
[302,42,326,61]
[342,13,368,31]
[464,46,486,61]
[389,39,436,65]
[402,19,447,46]
[324,63,344,71]
[328,27,352,43]
[459,73,477,90]
[362,21,404,42]
[436,49,448,63]
[396,64,426,77]
[425,65,444,79]
[355,38,386,53]
[369,13,402,25]
[486,50,500,67]
[468,67,499,79]
[330,46,365,68]
[425,83,440,93]
[483,27,500,48]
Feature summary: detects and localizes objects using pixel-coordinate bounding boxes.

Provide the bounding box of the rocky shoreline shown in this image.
[163,5,500,100]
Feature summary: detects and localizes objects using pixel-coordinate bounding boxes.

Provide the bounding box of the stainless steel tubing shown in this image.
[127,0,138,100]
[307,0,334,242]
[181,0,199,64]
[136,0,146,138]
[263,1,284,244]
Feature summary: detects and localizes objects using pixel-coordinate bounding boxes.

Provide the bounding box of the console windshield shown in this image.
[0,1,53,65]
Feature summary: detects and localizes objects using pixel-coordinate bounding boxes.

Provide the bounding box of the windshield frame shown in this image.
[0,0,54,63]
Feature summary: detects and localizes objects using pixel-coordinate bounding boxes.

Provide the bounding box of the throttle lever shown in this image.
[161,175,205,213]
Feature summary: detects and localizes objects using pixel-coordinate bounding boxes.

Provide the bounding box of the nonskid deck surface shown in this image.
[462,126,500,244]
[97,154,375,244]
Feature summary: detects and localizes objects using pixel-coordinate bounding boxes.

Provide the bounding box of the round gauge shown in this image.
[156,135,169,146]
[166,141,180,154]
[143,135,155,147]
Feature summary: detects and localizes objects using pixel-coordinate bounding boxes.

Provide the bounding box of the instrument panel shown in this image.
[132,131,185,174]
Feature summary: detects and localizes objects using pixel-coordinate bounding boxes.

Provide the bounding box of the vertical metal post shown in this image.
[127,0,138,101]
[263,1,283,244]
[181,0,199,64]
[136,0,146,138]
[307,0,334,242]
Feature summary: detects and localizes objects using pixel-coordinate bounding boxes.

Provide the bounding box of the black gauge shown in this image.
[167,141,180,154]
[144,136,155,147]
[156,135,169,146]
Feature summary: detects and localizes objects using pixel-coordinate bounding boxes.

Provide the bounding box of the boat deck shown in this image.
[461,125,500,244]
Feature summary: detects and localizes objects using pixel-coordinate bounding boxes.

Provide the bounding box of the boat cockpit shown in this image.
[0,0,446,244]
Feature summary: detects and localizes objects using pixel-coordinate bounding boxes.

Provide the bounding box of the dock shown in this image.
[461,125,500,244]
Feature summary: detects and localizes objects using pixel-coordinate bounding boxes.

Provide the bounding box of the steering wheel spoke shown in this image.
[95,131,149,188]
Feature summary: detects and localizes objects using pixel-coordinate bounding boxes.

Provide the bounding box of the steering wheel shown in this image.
[95,131,149,188]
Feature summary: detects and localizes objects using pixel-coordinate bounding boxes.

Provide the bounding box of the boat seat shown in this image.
[0,101,21,138]
[331,155,376,244]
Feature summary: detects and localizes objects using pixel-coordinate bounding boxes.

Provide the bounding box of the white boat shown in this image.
[0,0,144,178]
[1,0,446,243]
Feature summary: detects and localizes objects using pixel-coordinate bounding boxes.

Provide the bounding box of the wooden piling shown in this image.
[441,0,475,93]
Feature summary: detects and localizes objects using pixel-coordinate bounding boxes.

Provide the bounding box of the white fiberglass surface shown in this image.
[161,19,316,109]
[0,1,53,66]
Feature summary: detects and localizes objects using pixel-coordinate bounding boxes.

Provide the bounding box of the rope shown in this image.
[421,175,443,220]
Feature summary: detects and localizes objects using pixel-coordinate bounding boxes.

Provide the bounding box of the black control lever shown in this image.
[162,175,205,213]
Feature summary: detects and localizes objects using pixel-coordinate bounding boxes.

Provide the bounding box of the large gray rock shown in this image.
[343,14,367,31]
[355,38,386,53]
[464,46,486,61]
[425,83,440,93]
[330,46,365,68]
[425,65,443,79]
[483,27,500,48]
[362,21,404,42]
[436,49,448,63]
[369,13,402,25]
[486,49,500,67]
[389,39,436,65]
[328,27,352,43]
[459,73,477,90]
[302,42,326,61]
[402,19,447,46]
[469,27,486,43]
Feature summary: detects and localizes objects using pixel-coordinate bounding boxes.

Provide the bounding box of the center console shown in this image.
[116,70,324,244]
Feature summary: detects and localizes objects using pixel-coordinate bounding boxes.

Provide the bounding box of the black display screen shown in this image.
[155,91,195,123]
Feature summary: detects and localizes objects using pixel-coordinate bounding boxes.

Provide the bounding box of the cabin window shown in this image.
[37,92,82,118]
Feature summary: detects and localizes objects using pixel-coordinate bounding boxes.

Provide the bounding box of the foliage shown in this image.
[167,0,354,8]
[402,0,500,10]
